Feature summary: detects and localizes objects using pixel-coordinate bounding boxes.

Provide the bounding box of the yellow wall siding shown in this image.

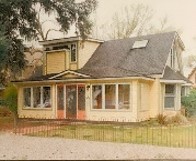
[78,41,101,69]
[46,51,66,74]
[137,81,151,121]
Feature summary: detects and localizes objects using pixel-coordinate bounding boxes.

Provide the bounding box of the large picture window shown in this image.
[118,84,130,110]
[92,84,131,110]
[24,88,31,107]
[92,85,102,109]
[23,86,51,109]
[164,84,175,109]
[105,85,116,109]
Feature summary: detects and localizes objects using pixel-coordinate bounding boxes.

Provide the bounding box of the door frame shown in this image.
[56,83,86,119]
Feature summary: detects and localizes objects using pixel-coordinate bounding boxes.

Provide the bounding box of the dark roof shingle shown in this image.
[79,32,176,78]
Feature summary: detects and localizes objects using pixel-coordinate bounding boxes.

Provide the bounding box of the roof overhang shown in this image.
[13,76,155,85]
[39,36,104,46]
[160,79,186,84]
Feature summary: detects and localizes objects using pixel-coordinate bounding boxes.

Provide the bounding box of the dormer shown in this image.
[39,36,103,75]
[166,33,185,74]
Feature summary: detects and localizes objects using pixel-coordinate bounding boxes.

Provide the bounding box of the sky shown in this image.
[90,0,196,76]
[37,0,196,75]
[95,0,196,55]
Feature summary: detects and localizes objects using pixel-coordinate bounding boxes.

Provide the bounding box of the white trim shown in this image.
[160,80,186,84]
[14,76,154,85]
[39,37,104,46]
[49,70,90,80]
[45,49,68,53]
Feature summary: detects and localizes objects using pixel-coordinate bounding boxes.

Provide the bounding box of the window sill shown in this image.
[90,109,132,112]
[164,108,175,111]
[22,107,53,111]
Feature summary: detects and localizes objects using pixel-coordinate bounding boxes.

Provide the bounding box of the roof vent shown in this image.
[132,40,148,49]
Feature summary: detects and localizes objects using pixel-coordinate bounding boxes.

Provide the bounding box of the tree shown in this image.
[0,0,97,85]
[3,83,18,127]
[92,4,179,40]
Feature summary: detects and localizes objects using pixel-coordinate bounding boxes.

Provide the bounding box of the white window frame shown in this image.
[23,86,52,109]
[164,84,176,110]
[91,83,131,111]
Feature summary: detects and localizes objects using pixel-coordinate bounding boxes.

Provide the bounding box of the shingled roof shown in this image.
[79,31,179,78]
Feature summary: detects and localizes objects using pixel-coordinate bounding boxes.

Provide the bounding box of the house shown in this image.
[188,67,196,88]
[14,32,191,122]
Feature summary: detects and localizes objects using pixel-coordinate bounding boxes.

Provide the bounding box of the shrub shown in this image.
[156,114,167,125]
[182,89,196,117]
[3,83,18,126]
[169,113,189,124]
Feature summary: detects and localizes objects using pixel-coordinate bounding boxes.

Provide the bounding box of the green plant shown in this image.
[3,83,18,127]
[182,89,196,117]
[156,114,167,125]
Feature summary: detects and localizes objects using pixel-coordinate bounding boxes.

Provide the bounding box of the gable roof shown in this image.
[79,31,178,78]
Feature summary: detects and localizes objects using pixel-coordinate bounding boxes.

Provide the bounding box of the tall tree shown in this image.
[0,0,97,85]
[92,4,178,40]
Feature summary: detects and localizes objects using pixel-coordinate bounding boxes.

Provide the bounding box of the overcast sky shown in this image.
[95,0,196,56]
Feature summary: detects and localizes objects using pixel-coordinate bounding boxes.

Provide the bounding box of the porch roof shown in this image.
[161,66,192,84]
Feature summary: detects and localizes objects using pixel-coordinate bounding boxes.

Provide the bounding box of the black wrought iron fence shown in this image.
[6,118,196,149]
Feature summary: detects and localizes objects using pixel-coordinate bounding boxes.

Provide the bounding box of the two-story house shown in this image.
[14,32,191,122]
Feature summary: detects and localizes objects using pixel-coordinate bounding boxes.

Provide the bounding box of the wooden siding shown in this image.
[46,51,66,74]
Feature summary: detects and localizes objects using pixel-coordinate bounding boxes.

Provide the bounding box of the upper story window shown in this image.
[170,48,176,69]
[70,44,77,62]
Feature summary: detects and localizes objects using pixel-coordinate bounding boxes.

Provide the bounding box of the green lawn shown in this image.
[27,123,196,148]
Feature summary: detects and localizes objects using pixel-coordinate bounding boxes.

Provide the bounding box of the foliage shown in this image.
[182,89,196,117]
[92,4,179,40]
[3,83,18,116]
[156,114,167,125]
[0,0,97,85]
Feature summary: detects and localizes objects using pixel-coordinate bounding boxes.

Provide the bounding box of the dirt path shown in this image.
[1,132,196,160]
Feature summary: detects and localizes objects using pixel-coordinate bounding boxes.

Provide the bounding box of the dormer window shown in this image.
[132,40,148,49]
[71,44,77,62]
[170,48,175,69]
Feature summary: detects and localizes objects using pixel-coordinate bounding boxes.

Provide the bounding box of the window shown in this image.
[105,85,116,109]
[132,40,148,49]
[57,85,64,110]
[91,84,131,110]
[70,44,77,62]
[24,88,31,107]
[23,86,51,109]
[164,84,175,109]
[43,87,51,108]
[118,84,130,109]
[170,48,176,69]
[92,85,102,109]
[33,87,41,108]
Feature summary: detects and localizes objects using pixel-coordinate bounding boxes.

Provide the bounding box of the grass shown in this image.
[26,122,196,148]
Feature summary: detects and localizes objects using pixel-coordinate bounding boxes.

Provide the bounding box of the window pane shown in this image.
[24,88,31,107]
[43,87,51,108]
[105,85,116,109]
[71,44,76,62]
[165,85,175,94]
[78,86,85,111]
[118,85,130,110]
[165,97,175,108]
[92,85,102,109]
[57,85,64,110]
[33,87,41,108]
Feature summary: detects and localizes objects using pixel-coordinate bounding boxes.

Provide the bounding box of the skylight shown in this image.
[132,40,148,49]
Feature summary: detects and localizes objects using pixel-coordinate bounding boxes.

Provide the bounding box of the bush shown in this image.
[182,89,196,117]
[166,113,189,125]
[3,83,18,126]
[156,114,167,125]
